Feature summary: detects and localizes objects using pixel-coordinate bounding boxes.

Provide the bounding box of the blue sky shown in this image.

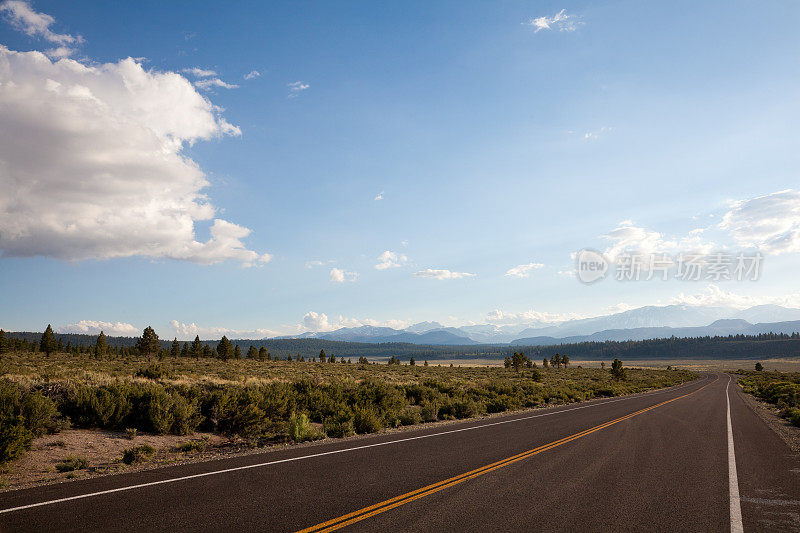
[1,1,799,339]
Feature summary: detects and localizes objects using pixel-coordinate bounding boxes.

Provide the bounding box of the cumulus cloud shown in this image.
[243,70,260,80]
[57,320,139,337]
[170,320,280,340]
[375,250,407,270]
[0,1,82,57]
[329,267,358,282]
[194,77,238,91]
[414,268,475,280]
[524,9,581,33]
[299,311,410,333]
[719,189,800,255]
[287,81,309,98]
[182,67,216,78]
[485,308,585,326]
[669,284,800,309]
[0,45,271,266]
[374,191,384,201]
[601,220,715,263]
[505,262,544,278]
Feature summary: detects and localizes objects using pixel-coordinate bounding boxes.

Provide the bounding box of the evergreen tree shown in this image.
[217,336,233,360]
[329,353,336,363]
[611,358,627,381]
[258,347,268,361]
[562,354,570,368]
[319,349,326,363]
[504,356,512,368]
[755,362,764,371]
[247,345,258,359]
[40,324,57,355]
[424,360,428,366]
[181,342,189,357]
[191,335,202,358]
[512,352,524,372]
[409,357,416,366]
[542,358,549,368]
[202,345,212,358]
[287,354,292,362]
[170,338,180,357]
[0,329,7,355]
[233,344,242,359]
[95,331,108,356]
[135,326,160,357]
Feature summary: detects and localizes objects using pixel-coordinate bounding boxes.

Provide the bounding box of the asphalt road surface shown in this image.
[2,373,799,532]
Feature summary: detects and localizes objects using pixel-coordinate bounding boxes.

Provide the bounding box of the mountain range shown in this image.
[271,304,800,346]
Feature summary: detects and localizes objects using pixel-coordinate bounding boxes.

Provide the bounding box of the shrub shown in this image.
[353,406,382,434]
[420,400,439,422]
[135,364,173,380]
[288,412,324,442]
[0,380,62,464]
[176,440,206,452]
[398,408,422,426]
[125,428,137,439]
[56,455,88,472]
[322,409,355,438]
[122,444,156,465]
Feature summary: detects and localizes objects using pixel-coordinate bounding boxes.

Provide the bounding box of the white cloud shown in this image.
[602,221,715,263]
[374,191,384,201]
[485,308,585,326]
[557,269,576,278]
[287,81,309,98]
[583,126,612,141]
[170,320,280,341]
[375,250,408,270]
[306,260,324,268]
[244,70,260,80]
[302,311,332,332]
[182,67,216,78]
[329,267,358,283]
[669,284,800,309]
[0,1,82,57]
[299,311,410,333]
[524,9,581,33]
[505,262,544,278]
[194,77,238,91]
[414,268,475,280]
[0,45,270,266]
[58,320,139,337]
[719,189,800,255]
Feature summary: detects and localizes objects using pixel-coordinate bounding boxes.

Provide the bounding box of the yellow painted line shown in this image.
[298,377,716,533]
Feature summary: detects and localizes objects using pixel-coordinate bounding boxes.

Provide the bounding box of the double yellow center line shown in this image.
[298,378,714,532]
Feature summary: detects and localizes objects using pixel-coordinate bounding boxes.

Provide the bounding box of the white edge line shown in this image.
[727,375,744,533]
[0,375,709,515]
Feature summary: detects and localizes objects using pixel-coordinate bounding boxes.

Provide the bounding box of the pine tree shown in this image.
[755,362,764,371]
[409,357,416,366]
[611,358,627,381]
[191,335,202,358]
[217,336,233,360]
[247,345,258,359]
[202,345,212,358]
[40,324,57,355]
[329,353,336,363]
[170,338,180,357]
[135,326,160,357]
[258,347,268,361]
[181,342,189,357]
[319,349,326,363]
[233,344,242,359]
[95,331,108,356]
[562,354,570,368]
[542,358,549,368]
[0,329,7,355]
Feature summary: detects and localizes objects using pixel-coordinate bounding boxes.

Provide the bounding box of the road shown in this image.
[1,373,799,532]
